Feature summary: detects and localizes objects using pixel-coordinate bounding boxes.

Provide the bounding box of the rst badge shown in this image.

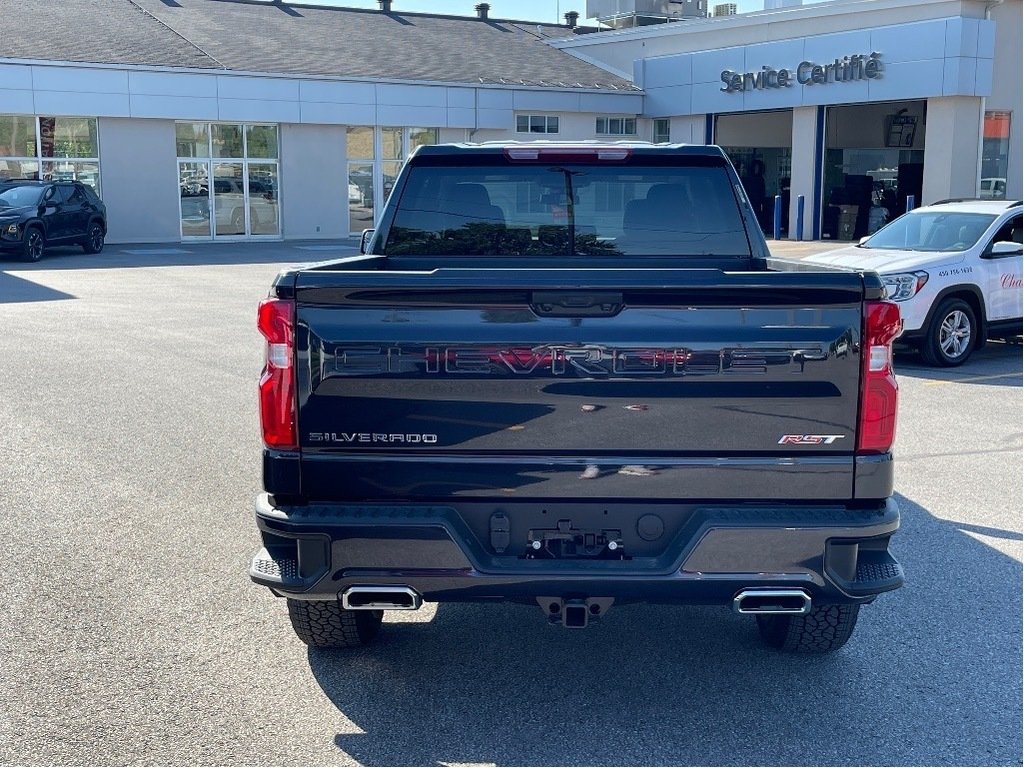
[778,434,846,445]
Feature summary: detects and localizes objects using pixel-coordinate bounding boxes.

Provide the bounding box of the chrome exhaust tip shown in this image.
[733,589,812,615]
[341,585,422,611]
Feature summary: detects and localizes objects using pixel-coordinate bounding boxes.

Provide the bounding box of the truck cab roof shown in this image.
[410,141,728,158]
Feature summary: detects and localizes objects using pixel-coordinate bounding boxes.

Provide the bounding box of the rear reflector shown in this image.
[257,298,297,450]
[858,300,901,454]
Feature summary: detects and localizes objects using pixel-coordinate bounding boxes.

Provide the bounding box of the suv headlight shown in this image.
[3,222,17,236]
[883,271,929,301]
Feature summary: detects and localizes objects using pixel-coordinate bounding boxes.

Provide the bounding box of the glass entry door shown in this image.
[176,123,280,240]
[213,162,245,237]
[179,161,211,238]
[179,160,280,239]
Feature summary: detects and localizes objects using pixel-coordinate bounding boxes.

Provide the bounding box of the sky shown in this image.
[281,0,769,24]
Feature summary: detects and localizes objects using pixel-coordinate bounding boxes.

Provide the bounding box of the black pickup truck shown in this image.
[250,142,904,653]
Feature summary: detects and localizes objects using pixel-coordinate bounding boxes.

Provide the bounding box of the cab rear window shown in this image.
[383,159,752,258]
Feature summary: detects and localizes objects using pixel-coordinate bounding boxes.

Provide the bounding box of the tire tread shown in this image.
[286,599,382,648]
[756,603,860,653]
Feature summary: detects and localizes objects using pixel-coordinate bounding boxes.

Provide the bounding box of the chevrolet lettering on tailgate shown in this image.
[328,345,830,377]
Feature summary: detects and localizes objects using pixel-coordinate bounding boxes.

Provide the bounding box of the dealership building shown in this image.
[0,0,1019,243]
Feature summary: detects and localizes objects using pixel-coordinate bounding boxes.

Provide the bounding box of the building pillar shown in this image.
[280,123,348,239]
[98,118,180,244]
[789,106,818,240]
[922,96,983,205]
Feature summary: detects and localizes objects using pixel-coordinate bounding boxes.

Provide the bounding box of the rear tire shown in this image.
[920,298,976,366]
[286,599,383,648]
[755,603,861,653]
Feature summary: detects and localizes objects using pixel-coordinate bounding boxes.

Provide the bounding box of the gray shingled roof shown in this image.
[0,0,218,69]
[0,0,636,91]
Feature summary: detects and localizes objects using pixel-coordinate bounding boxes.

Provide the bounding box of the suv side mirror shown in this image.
[987,241,1023,258]
[359,228,375,254]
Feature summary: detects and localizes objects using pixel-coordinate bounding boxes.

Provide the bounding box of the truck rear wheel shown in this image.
[755,603,860,653]
[286,599,382,648]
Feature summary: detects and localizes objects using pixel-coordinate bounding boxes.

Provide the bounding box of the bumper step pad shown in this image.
[847,550,904,595]
[250,548,301,588]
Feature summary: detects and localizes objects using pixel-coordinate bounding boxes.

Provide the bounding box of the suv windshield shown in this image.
[0,185,43,208]
[863,211,997,252]
[383,160,751,258]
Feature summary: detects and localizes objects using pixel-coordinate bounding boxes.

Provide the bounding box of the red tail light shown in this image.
[257,298,297,450]
[858,300,901,454]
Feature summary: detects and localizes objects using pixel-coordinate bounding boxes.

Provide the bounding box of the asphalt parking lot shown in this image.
[1,243,1021,766]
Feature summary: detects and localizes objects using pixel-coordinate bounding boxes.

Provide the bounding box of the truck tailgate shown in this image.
[292,268,865,502]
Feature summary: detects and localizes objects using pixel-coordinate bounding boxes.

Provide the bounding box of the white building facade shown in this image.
[0,0,645,243]
[554,0,1022,240]
[0,66,643,242]
[0,0,1018,244]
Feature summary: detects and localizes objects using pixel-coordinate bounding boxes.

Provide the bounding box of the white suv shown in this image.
[804,199,1023,366]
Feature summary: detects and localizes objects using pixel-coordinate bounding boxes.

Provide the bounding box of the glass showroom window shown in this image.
[596,117,637,136]
[0,115,100,192]
[981,111,1011,200]
[347,126,439,235]
[176,122,280,239]
[348,127,375,236]
[381,126,404,214]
